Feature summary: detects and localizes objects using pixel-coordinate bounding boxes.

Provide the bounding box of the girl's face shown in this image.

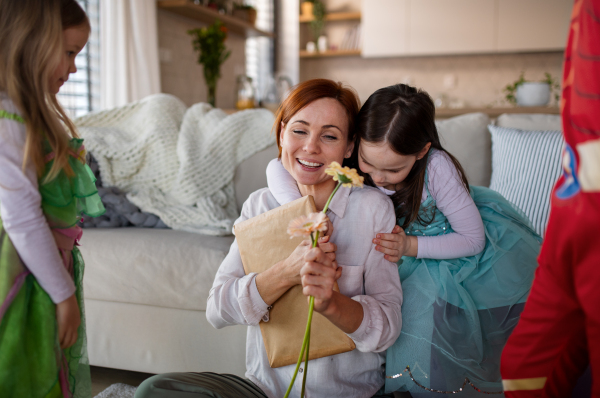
[279,97,354,188]
[49,24,89,95]
[358,141,431,190]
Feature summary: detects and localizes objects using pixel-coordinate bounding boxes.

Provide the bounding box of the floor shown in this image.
[91,366,154,396]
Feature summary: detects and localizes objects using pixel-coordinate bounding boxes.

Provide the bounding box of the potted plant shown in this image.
[188,20,231,107]
[232,2,257,26]
[504,72,560,107]
[308,0,326,52]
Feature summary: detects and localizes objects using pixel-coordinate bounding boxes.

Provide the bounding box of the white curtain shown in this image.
[100,0,161,110]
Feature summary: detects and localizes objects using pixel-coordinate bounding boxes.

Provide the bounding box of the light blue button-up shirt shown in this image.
[207,185,403,398]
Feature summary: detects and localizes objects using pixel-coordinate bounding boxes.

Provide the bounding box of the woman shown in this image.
[135,80,403,398]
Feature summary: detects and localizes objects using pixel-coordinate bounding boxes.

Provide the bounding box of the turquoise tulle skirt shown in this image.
[385,185,541,397]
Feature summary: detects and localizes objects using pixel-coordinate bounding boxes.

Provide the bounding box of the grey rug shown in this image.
[94,383,137,398]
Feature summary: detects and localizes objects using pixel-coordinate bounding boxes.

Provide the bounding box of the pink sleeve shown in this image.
[416,151,486,260]
[0,110,75,304]
[266,158,302,205]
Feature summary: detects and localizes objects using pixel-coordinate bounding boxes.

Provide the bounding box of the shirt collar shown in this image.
[326,185,352,219]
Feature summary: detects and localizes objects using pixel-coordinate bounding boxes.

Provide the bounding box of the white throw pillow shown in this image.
[436,113,492,187]
[488,125,564,237]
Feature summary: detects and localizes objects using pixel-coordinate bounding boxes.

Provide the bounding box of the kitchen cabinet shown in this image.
[362,0,571,57]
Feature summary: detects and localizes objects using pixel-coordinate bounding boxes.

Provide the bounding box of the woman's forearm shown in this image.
[319,291,364,334]
[255,260,297,305]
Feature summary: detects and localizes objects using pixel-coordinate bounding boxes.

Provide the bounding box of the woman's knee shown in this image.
[134,373,180,398]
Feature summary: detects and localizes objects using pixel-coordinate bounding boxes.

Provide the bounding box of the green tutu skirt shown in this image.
[0,113,104,397]
[0,221,91,397]
[385,185,542,397]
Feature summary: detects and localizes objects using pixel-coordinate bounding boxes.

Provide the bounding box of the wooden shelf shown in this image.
[435,106,560,119]
[157,0,274,38]
[299,11,361,23]
[300,49,361,58]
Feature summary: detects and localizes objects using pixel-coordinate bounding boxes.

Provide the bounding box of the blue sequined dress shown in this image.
[385,169,541,397]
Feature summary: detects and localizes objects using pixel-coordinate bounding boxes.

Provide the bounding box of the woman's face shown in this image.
[49,24,89,95]
[279,98,354,188]
[358,141,430,190]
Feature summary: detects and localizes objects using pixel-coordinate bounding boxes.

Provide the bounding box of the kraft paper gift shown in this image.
[234,195,356,368]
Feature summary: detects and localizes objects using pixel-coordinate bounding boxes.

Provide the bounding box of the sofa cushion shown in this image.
[80,228,235,311]
[496,113,562,131]
[234,144,279,212]
[488,125,564,236]
[436,113,492,187]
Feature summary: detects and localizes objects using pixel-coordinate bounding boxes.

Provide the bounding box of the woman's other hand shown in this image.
[301,246,338,313]
[56,293,81,349]
[373,225,408,262]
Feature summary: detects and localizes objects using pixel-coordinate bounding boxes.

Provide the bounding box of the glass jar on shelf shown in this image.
[235,75,256,110]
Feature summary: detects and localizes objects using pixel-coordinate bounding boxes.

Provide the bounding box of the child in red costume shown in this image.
[501,0,600,396]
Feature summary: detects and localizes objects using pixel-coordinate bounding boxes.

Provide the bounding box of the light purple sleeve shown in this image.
[416,151,486,260]
[266,158,302,205]
[0,101,75,304]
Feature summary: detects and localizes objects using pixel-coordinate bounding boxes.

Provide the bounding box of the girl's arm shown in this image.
[0,117,76,304]
[266,158,302,205]
[375,151,485,260]
[417,151,485,259]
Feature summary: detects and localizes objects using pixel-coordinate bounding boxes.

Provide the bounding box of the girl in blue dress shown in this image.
[267,83,541,396]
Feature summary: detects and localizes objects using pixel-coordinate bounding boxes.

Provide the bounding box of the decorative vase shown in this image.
[516,82,550,106]
[301,1,313,18]
[207,83,216,108]
[306,41,316,53]
[317,35,328,52]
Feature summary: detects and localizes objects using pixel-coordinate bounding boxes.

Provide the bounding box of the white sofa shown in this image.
[80,111,562,376]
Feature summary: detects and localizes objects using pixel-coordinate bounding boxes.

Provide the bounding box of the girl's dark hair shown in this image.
[353,84,470,229]
[62,0,90,30]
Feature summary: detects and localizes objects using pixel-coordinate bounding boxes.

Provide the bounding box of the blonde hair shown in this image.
[0,0,89,182]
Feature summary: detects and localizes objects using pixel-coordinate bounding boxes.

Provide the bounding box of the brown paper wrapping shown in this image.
[234,195,356,368]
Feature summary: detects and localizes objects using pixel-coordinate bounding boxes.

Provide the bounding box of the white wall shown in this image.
[156,10,247,109]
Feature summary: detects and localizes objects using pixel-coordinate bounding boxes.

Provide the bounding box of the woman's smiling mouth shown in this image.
[297,158,324,170]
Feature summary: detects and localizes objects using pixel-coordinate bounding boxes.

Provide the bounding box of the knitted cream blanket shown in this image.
[75,94,275,235]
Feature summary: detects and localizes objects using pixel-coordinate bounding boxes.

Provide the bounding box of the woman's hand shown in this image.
[300,246,338,313]
[256,236,338,306]
[56,294,81,349]
[282,236,337,286]
[373,225,414,262]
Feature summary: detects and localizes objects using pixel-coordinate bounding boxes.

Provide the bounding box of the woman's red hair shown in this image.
[273,79,360,158]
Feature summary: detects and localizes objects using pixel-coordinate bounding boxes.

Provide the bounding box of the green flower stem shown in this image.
[301,311,312,398]
[283,296,315,398]
[284,180,342,397]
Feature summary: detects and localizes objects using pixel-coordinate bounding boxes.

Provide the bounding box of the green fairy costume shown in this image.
[0,111,105,397]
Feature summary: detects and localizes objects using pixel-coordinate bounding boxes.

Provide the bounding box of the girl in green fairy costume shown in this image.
[0,0,105,396]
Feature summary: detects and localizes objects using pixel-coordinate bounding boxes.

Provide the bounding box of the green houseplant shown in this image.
[504,72,560,106]
[309,0,326,47]
[188,20,231,107]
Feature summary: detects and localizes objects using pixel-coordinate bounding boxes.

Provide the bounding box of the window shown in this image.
[57,0,101,118]
[244,0,275,103]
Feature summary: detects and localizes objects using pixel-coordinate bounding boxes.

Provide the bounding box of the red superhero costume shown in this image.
[501,0,600,396]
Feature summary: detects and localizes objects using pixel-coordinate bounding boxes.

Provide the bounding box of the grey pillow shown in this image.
[436,113,492,187]
[488,125,564,236]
